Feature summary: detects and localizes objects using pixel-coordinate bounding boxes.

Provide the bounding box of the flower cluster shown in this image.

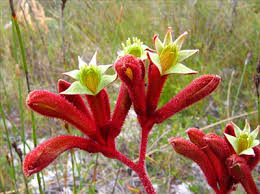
[23,28,221,193]
[170,122,259,194]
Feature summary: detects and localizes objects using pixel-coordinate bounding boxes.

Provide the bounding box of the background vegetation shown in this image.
[0,0,259,193]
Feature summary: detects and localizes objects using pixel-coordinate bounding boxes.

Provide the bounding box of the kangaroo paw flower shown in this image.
[23,136,100,177]
[26,90,104,142]
[155,75,220,123]
[204,133,231,160]
[115,55,146,116]
[169,137,219,192]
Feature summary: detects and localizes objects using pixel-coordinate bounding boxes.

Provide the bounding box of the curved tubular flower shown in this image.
[169,137,219,192]
[170,122,259,194]
[26,90,104,142]
[115,55,146,117]
[187,128,232,192]
[154,74,221,123]
[23,135,102,177]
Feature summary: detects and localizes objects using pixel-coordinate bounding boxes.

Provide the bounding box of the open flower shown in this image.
[118,37,149,60]
[170,122,260,194]
[148,27,199,75]
[61,51,117,95]
[224,120,259,155]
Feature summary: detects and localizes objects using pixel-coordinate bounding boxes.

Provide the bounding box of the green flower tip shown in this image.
[61,51,117,96]
[149,27,199,76]
[224,120,259,156]
[118,37,148,60]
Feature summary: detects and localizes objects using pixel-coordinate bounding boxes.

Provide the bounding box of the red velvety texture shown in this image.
[146,53,168,115]
[58,79,93,119]
[187,128,232,193]
[204,133,231,160]
[26,90,100,138]
[23,135,100,177]
[169,137,219,192]
[115,55,146,116]
[154,74,221,123]
[226,154,259,194]
[172,126,259,194]
[86,89,110,127]
[110,83,132,138]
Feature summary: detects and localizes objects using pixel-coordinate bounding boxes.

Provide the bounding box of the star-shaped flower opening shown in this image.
[148,27,199,76]
[118,37,149,60]
[60,51,117,95]
[224,120,259,155]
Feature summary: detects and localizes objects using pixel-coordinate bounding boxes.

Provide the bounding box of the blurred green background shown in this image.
[0,0,259,193]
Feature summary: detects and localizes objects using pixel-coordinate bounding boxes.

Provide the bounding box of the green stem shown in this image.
[232,53,250,116]
[0,104,18,193]
[11,13,44,194]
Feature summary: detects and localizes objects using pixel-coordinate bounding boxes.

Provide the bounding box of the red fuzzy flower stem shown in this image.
[226,154,259,194]
[146,54,168,115]
[58,79,92,119]
[169,137,219,192]
[86,89,111,127]
[138,120,154,167]
[154,75,220,123]
[113,150,156,194]
[111,83,132,138]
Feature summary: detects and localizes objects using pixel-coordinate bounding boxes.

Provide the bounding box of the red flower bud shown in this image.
[169,137,219,192]
[154,75,221,123]
[187,128,232,193]
[115,55,146,116]
[23,136,100,177]
[26,90,105,143]
[204,133,231,160]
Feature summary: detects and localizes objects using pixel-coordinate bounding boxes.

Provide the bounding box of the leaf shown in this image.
[63,70,81,80]
[164,63,197,75]
[60,81,93,95]
[177,49,199,62]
